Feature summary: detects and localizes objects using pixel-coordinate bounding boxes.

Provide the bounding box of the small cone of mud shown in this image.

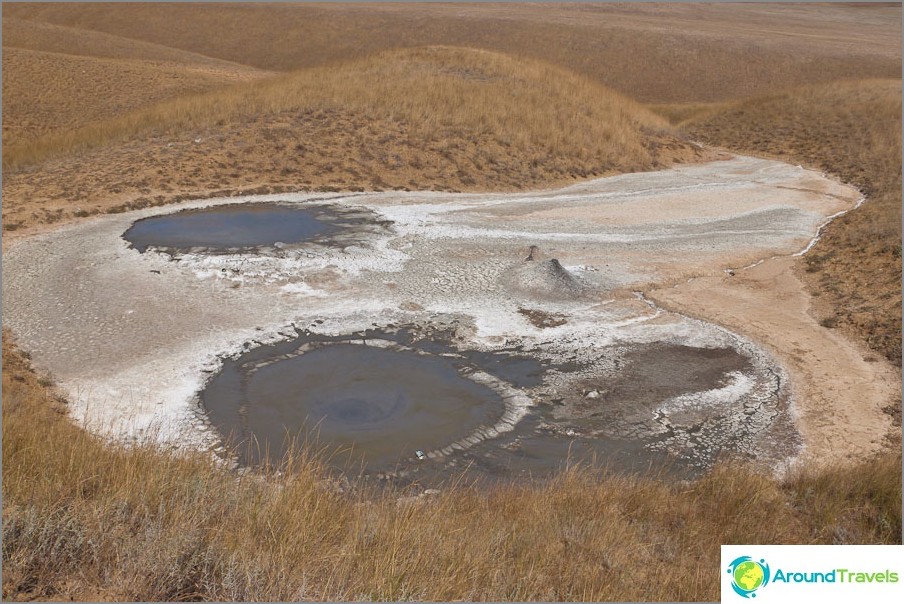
[504,246,586,300]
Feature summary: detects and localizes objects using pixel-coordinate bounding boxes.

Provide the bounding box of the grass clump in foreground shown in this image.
[3,337,900,602]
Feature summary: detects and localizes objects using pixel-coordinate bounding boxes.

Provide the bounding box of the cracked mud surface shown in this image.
[2,156,872,481]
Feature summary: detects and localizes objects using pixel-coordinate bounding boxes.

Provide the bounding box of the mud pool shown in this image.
[202,328,537,470]
[122,201,389,254]
[2,156,861,483]
[200,322,793,482]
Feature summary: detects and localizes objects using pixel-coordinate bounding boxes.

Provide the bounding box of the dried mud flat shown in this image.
[2,156,894,481]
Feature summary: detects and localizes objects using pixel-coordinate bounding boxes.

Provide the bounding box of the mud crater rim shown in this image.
[194,319,794,483]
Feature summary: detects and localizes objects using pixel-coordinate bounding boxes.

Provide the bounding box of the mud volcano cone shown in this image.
[504,246,586,300]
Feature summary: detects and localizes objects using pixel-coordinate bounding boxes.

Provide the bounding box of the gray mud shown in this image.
[198,323,794,485]
[2,157,852,485]
[123,201,389,254]
[202,325,545,472]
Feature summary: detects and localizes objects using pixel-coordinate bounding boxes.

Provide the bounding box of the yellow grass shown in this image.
[1,47,710,232]
[3,338,900,601]
[1,47,266,147]
[5,2,900,103]
[3,46,681,171]
[1,15,264,66]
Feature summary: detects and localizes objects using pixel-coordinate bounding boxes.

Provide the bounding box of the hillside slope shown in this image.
[2,334,900,601]
[4,2,900,103]
[2,47,267,147]
[1,47,711,230]
[682,79,902,364]
[1,15,269,67]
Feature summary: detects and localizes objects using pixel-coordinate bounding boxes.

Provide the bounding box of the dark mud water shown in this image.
[123,201,388,254]
[202,326,544,471]
[199,324,767,485]
[224,344,505,467]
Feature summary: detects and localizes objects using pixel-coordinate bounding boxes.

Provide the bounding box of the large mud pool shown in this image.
[2,157,861,484]
[199,318,799,480]
[199,321,796,483]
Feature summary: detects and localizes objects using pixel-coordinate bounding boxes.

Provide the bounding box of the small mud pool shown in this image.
[123,201,387,254]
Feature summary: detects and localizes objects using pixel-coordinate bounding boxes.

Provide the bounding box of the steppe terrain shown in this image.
[2,3,901,601]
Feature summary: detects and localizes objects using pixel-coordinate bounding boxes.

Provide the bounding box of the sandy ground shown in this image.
[648,256,900,468]
[2,155,894,472]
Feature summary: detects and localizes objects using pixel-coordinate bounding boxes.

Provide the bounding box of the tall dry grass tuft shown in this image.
[681,79,903,363]
[3,337,900,601]
[783,454,902,544]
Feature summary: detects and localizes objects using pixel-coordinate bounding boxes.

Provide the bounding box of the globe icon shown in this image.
[733,560,765,592]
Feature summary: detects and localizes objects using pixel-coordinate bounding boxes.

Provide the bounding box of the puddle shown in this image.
[123,201,387,254]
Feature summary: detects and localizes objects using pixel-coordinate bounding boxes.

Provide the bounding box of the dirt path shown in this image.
[647,256,899,469]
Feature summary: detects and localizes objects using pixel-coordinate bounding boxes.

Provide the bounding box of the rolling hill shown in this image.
[2,46,711,229]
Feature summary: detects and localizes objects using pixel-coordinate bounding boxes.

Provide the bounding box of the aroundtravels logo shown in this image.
[727,556,771,598]
[722,545,903,603]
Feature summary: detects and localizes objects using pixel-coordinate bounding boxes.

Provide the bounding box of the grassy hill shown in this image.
[2,47,710,229]
[2,47,267,147]
[1,15,270,65]
[4,3,900,103]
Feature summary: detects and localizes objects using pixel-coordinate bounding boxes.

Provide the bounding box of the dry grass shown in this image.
[681,79,902,363]
[1,15,265,66]
[5,3,900,103]
[1,14,270,149]
[2,46,688,169]
[1,47,710,230]
[3,337,900,602]
[1,47,267,148]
